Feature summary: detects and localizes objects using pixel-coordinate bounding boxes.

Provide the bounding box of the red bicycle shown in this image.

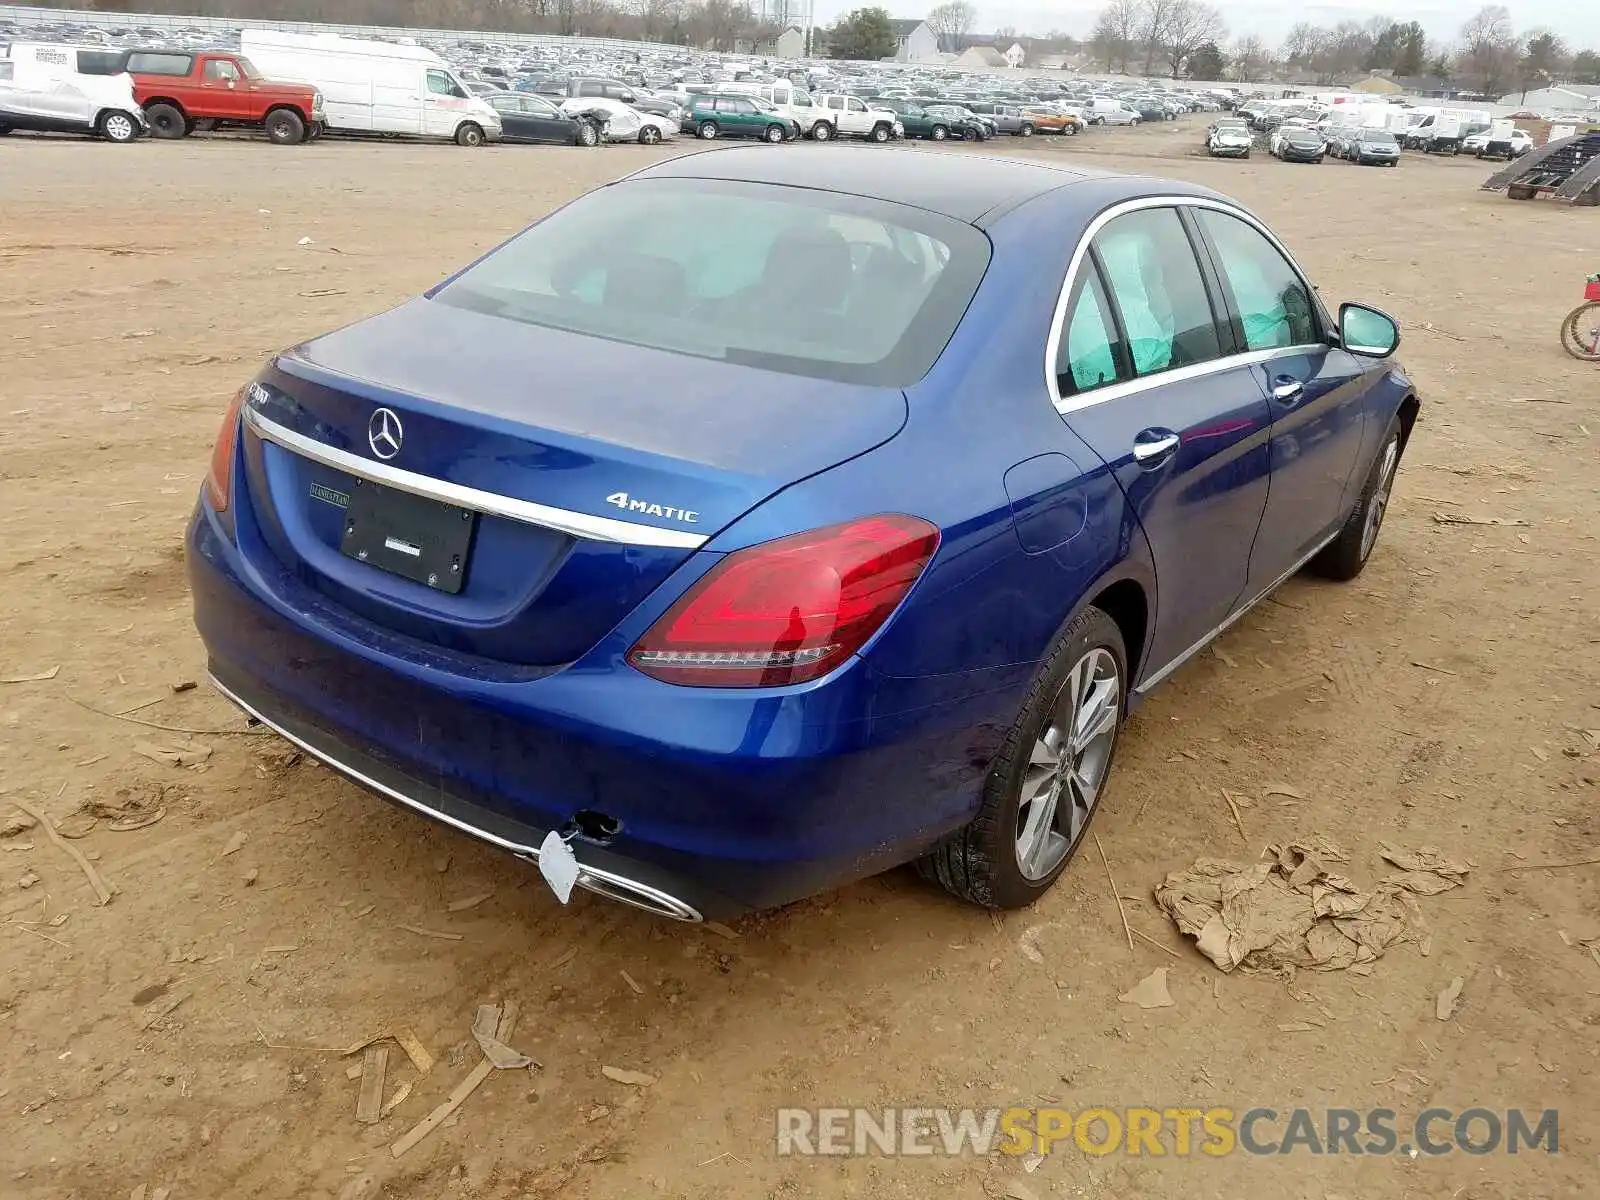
[1563,274,1600,360]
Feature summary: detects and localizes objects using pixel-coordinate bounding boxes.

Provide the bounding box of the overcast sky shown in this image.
[800,2,1600,52]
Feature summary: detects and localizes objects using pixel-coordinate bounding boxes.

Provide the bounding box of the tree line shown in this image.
[1089,3,1600,92]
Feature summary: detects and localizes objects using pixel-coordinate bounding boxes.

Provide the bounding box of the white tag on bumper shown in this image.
[538,829,580,903]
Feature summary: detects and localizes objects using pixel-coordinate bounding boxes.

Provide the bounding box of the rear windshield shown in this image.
[433,177,990,386]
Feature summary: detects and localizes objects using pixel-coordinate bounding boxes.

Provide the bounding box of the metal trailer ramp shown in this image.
[1482,132,1600,204]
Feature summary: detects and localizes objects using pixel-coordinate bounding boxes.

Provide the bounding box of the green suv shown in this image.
[680,95,800,143]
[868,98,985,142]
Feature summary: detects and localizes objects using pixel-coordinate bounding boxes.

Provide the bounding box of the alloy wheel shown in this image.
[1360,436,1400,561]
[103,113,135,142]
[1014,648,1120,880]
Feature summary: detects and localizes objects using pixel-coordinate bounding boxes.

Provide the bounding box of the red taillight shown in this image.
[628,515,940,688]
[204,388,245,513]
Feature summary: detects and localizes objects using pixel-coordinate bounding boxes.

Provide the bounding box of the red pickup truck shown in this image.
[123,49,323,144]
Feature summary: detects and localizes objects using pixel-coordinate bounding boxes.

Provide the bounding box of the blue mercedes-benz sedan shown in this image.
[189,147,1417,920]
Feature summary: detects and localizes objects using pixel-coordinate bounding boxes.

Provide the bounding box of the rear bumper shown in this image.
[188,497,1005,917]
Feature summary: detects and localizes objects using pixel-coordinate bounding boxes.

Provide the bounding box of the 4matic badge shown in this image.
[605,492,699,525]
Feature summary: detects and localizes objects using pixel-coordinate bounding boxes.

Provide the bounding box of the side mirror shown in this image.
[1339,303,1400,358]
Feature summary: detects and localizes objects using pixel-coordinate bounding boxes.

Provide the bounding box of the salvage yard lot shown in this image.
[1,119,1597,1199]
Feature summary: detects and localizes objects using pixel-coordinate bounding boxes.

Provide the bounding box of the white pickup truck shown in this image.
[804,93,902,143]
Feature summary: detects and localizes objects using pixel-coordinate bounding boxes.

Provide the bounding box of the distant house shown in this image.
[1004,42,1025,68]
[1498,84,1600,112]
[1349,74,1403,95]
[1390,75,1466,100]
[888,19,940,63]
[952,45,1007,69]
[756,27,806,59]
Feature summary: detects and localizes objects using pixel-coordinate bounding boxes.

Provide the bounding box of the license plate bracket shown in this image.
[339,479,477,594]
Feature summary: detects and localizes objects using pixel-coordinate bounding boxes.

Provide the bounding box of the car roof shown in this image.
[628,146,1131,225]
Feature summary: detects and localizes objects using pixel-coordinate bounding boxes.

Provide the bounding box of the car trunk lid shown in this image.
[236,299,907,666]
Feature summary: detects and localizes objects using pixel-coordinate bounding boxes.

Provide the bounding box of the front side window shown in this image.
[1057,268,1126,397]
[578,80,602,96]
[204,59,240,83]
[847,98,866,112]
[426,70,464,99]
[1092,208,1222,377]
[1194,209,1317,350]
[526,95,559,117]
[433,178,989,387]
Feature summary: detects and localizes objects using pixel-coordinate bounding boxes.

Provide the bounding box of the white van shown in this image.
[238,30,501,146]
[0,43,145,142]
[1088,98,1140,126]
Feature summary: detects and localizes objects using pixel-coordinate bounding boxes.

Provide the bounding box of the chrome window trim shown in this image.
[1045,194,1328,415]
[209,673,704,922]
[1135,526,1340,694]
[242,405,707,550]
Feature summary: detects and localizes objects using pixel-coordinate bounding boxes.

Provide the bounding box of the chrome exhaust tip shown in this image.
[576,868,703,922]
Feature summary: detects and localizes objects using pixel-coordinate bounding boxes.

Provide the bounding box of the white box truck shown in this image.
[238,30,501,146]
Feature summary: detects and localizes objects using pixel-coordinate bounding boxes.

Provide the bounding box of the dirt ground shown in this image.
[2,116,1598,1200]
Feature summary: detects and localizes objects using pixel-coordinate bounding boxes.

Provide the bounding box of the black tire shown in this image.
[577,121,599,147]
[869,122,890,143]
[99,110,139,143]
[265,108,306,145]
[918,605,1128,909]
[930,124,948,141]
[1062,122,1078,136]
[1309,418,1404,581]
[811,121,832,141]
[763,122,784,143]
[697,121,718,139]
[639,125,661,145]
[455,121,485,148]
[144,101,187,139]
[1019,122,1034,137]
[0,125,12,136]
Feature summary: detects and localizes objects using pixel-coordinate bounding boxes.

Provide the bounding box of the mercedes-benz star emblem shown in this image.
[367,408,403,461]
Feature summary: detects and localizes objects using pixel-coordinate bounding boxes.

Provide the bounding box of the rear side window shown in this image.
[1058,268,1126,396]
[126,51,191,75]
[1194,209,1318,350]
[0,62,12,82]
[76,49,126,75]
[1092,208,1222,377]
[434,177,991,387]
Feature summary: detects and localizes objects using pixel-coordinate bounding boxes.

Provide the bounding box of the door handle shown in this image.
[1132,429,1180,467]
[1271,378,1305,403]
